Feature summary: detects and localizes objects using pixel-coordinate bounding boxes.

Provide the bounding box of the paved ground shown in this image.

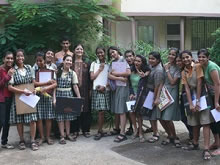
[0,121,219,165]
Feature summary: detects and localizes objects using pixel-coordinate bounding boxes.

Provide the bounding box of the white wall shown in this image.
[121,0,220,16]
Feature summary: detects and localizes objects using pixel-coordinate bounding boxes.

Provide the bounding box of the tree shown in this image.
[209,28,220,65]
[0,0,122,59]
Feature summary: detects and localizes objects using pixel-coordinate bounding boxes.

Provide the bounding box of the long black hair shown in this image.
[149,51,163,66]
[133,54,149,73]
[57,55,73,78]
[107,46,122,60]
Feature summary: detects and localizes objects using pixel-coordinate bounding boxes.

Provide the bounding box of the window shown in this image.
[137,22,154,44]
[166,23,180,49]
[192,18,220,50]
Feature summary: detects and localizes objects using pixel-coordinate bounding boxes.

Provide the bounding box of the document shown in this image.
[19,89,40,108]
[39,71,52,83]
[211,109,220,122]
[143,91,154,110]
[158,86,174,111]
[126,100,136,111]
[93,63,109,90]
[192,96,208,111]
[112,62,127,86]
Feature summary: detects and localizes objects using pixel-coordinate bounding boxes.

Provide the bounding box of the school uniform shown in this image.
[55,69,78,121]
[9,65,37,124]
[90,59,110,111]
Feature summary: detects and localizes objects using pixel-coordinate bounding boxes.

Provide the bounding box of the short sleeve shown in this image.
[89,62,95,72]
[8,74,14,85]
[196,64,204,79]
[181,70,187,85]
[72,71,78,84]
[154,70,164,86]
[53,71,57,80]
[173,69,181,78]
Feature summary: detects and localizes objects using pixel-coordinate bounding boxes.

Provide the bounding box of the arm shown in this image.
[210,70,220,110]
[108,73,128,82]
[111,68,131,77]
[0,68,13,87]
[153,83,163,106]
[8,85,31,96]
[164,64,179,85]
[184,82,194,111]
[90,63,104,81]
[73,84,81,98]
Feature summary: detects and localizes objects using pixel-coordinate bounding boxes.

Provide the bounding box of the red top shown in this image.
[0,66,12,102]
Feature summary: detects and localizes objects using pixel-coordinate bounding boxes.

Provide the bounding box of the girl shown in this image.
[108,46,131,142]
[90,47,110,140]
[180,50,212,160]
[71,44,92,138]
[33,52,57,145]
[198,48,220,156]
[55,55,81,144]
[146,51,164,143]
[8,49,38,151]
[0,51,14,149]
[133,55,150,142]
[160,48,182,147]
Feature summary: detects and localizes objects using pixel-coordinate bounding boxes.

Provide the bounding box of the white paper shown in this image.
[112,62,127,86]
[39,72,52,83]
[126,100,136,111]
[211,109,220,122]
[19,89,40,108]
[143,91,154,110]
[192,96,208,111]
[93,64,109,90]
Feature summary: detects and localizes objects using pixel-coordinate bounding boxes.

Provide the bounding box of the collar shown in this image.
[96,59,107,64]
[14,64,29,70]
[184,62,195,73]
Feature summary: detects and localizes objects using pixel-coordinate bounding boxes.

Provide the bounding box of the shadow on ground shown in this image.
[112,134,220,165]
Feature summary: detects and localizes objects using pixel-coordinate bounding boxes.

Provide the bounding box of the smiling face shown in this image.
[181,53,192,66]
[125,52,135,65]
[45,50,54,63]
[134,56,143,70]
[96,48,105,62]
[168,50,177,64]
[36,56,45,68]
[63,56,72,69]
[148,55,160,67]
[16,51,25,66]
[198,53,209,66]
[61,40,71,51]
[110,49,119,60]
[176,56,184,69]
[3,53,14,68]
[74,45,84,57]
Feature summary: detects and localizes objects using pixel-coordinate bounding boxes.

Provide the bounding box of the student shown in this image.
[125,50,135,135]
[108,46,131,142]
[180,50,212,160]
[55,55,81,144]
[132,55,150,142]
[33,52,57,145]
[45,49,57,71]
[160,48,182,147]
[55,36,73,66]
[8,49,38,151]
[146,51,164,143]
[176,54,193,143]
[0,51,15,149]
[90,47,110,140]
[71,44,92,138]
[198,48,220,156]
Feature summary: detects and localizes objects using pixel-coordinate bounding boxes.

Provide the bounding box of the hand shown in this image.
[98,86,105,93]
[98,63,105,72]
[40,87,47,94]
[47,79,56,85]
[120,77,128,83]
[215,104,220,112]
[23,90,32,96]
[136,69,145,78]
[164,63,170,72]
[189,104,196,113]
[7,68,15,76]
[195,101,200,111]
[129,94,135,100]
[153,98,160,106]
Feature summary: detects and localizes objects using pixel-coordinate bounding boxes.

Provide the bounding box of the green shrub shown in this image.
[209,28,220,65]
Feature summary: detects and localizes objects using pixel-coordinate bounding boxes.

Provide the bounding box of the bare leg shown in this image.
[65,120,70,136]
[17,123,24,141]
[129,112,137,133]
[120,113,127,135]
[30,121,36,142]
[45,119,52,139]
[193,126,200,145]
[115,114,120,130]
[160,120,171,137]
[98,111,104,132]
[37,120,44,140]
[137,115,143,136]
[203,124,210,150]
[150,120,158,135]
[58,121,65,137]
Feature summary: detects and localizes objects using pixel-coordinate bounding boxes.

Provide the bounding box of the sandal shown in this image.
[211,148,220,156]
[59,137,66,145]
[83,132,91,138]
[139,135,146,143]
[203,149,211,160]
[46,138,54,145]
[66,135,76,142]
[125,127,133,136]
[161,137,173,145]
[173,137,182,148]
[94,131,104,141]
[109,128,120,136]
[31,141,39,151]
[36,138,46,146]
[182,143,199,150]
[131,131,138,140]
[144,127,153,133]
[18,141,26,150]
[147,135,160,143]
[114,134,127,143]
[1,144,14,149]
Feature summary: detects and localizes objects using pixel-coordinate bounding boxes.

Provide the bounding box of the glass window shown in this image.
[167,24,180,35]
[137,25,154,44]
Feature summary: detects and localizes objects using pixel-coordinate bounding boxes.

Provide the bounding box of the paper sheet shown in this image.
[192,96,208,111]
[19,89,40,108]
[211,109,220,122]
[112,62,127,86]
[93,64,109,90]
[143,91,154,110]
[39,72,52,83]
[126,100,136,111]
